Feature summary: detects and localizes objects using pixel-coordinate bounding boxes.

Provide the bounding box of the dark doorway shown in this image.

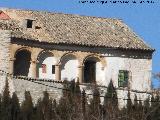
[84,60,96,83]
[14,50,31,76]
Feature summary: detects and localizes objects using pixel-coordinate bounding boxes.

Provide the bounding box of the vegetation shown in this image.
[1,79,160,120]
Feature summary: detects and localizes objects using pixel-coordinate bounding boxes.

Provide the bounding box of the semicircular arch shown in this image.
[14,47,32,58]
[36,50,57,79]
[37,50,54,62]
[60,52,79,81]
[13,48,32,76]
[82,54,106,67]
[59,52,79,65]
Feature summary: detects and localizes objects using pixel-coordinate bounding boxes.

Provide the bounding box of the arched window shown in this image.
[83,56,104,83]
[14,49,31,76]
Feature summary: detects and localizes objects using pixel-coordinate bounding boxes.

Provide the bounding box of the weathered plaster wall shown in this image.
[103,56,152,91]
[0,30,15,94]
[0,30,11,72]
[37,55,57,79]
[10,42,152,91]
[61,54,79,81]
[95,62,105,85]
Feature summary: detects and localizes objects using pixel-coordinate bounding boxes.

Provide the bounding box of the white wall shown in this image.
[103,56,152,91]
[61,55,78,81]
[96,62,105,85]
[37,52,57,79]
[35,50,152,91]
[38,57,57,79]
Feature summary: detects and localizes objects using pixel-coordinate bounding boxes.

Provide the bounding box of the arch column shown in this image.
[9,57,16,75]
[29,48,41,78]
[29,60,37,78]
[78,65,84,83]
[55,64,61,81]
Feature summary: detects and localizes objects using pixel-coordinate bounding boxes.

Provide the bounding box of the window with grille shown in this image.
[118,70,129,87]
[42,64,47,73]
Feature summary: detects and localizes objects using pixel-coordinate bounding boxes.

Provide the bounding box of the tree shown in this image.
[88,86,102,120]
[0,94,2,118]
[57,80,74,120]
[41,91,53,120]
[132,95,144,119]
[143,97,151,120]
[34,98,43,120]
[150,94,160,120]
[51,99,59,120]
[126,90,133,119]
[20,91,34,120]
[104,80,119,119]
[11,92,20,120]
[81,89,88,120]
[70,80,83,120]
[132,95,138,119]
[1,77,12,120]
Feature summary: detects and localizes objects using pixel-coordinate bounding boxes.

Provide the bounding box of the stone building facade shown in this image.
[0,8,154,103]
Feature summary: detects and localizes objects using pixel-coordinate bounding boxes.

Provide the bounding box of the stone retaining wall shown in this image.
[12,78,63,103]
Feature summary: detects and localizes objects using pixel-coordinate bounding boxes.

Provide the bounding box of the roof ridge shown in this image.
[0,7,122,21]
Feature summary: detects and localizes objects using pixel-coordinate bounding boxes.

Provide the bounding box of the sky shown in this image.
[0,0,160,87]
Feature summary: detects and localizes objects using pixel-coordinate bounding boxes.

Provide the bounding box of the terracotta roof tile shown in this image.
[0,8,154,51]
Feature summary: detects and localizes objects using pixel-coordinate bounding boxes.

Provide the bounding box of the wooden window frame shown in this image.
[118,70,129,88]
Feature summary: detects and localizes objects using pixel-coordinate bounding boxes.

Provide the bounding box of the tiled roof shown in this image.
[0,8,154,51]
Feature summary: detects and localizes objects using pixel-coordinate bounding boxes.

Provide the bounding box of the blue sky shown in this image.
[0,0,160,87]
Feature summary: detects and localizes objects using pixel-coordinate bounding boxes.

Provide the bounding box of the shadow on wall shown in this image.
[61,54,78,81]
[36,51,54,78]
[14,49,31,76]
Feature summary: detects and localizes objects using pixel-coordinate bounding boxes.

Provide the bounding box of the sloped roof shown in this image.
[0,8,154,51]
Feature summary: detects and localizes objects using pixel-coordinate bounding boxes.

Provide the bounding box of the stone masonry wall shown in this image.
[0,30,15,94]
[0,72,152,108]
[0,30,11,73]
[12,78,63,103]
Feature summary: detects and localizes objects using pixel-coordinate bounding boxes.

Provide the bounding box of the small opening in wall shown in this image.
[52,65,55,74]
[35,26,41,29]
[27,19,33,28]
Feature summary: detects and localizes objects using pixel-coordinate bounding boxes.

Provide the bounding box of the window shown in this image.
[27,19,33,28]
[118,70,129,87]
[52,65,55,74]
[42,64,47,73]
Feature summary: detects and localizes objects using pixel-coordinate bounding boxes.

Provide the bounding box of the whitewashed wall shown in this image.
[61,55,78,81]
[37,52,57,79]
[103,56,152,91]
[38,57,57,79]
[95,62,105,85]
[35,52,152,91]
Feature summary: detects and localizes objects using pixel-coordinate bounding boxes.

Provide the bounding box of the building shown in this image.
[0,8,154,103]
